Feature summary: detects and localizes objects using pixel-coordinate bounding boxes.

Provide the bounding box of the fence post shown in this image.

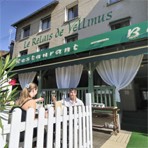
[85,93,93,148]
[0,128,5,148]
[0,110,9,148]
[9,108,22,148]
[86,93,92,106]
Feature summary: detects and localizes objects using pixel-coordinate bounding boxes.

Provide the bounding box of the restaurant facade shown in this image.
[11,0,147,121]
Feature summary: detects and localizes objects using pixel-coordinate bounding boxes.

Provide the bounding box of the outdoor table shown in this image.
[92,106,120,134]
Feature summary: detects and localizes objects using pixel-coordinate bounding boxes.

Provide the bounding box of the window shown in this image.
[39,16,51,32]
[19,49,28,56]
[108,0,122,5]
[110,17,130,30]
[21,25,30,39]
[65,34,78,43]
[68,5,78,21]
[65,3,78,22]
[38,43,49,51]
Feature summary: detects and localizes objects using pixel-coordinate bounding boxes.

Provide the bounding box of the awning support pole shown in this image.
[37,70,42,98]
[88,63,94,103]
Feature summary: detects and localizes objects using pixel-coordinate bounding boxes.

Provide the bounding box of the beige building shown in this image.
[11,0,148,132]
[12,0,147,57]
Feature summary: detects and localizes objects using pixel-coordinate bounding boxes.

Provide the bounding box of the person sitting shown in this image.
[9,83,46,147]
[52,88,84,107]
[52,88,84,145]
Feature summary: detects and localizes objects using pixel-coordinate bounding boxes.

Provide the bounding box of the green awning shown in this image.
[16,21,148,66]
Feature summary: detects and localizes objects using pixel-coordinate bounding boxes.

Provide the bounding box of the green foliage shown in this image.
[0,55,18,128]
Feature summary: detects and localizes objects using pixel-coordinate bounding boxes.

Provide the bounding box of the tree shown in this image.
[0,55,18,128]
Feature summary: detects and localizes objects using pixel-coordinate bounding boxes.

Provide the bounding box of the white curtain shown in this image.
[18,72,37,89]
[55,64,83,89]
[96,54,143,102]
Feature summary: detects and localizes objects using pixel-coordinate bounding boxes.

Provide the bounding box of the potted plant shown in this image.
[0,55,18,129]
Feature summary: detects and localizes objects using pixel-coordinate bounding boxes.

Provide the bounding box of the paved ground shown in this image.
[93,129,131,148]
[101,130,131,148]
[92,109,131,148]
[92,113,115,148]
[93,129,112,148]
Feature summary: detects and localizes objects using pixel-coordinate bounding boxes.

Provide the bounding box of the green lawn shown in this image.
[127,132,148,148]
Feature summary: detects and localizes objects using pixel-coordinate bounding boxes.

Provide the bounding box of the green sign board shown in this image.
[16,21,148,66]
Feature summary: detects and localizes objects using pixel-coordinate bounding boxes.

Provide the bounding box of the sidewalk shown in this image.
[93,130,112,148]
[100,130,131,148]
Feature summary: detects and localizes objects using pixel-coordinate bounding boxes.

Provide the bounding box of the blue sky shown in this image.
[0,0,53,51]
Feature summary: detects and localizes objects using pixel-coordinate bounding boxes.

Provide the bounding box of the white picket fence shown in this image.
[0,94,92,148]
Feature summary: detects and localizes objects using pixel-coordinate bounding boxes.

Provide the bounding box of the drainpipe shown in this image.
[9,40,14,59]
